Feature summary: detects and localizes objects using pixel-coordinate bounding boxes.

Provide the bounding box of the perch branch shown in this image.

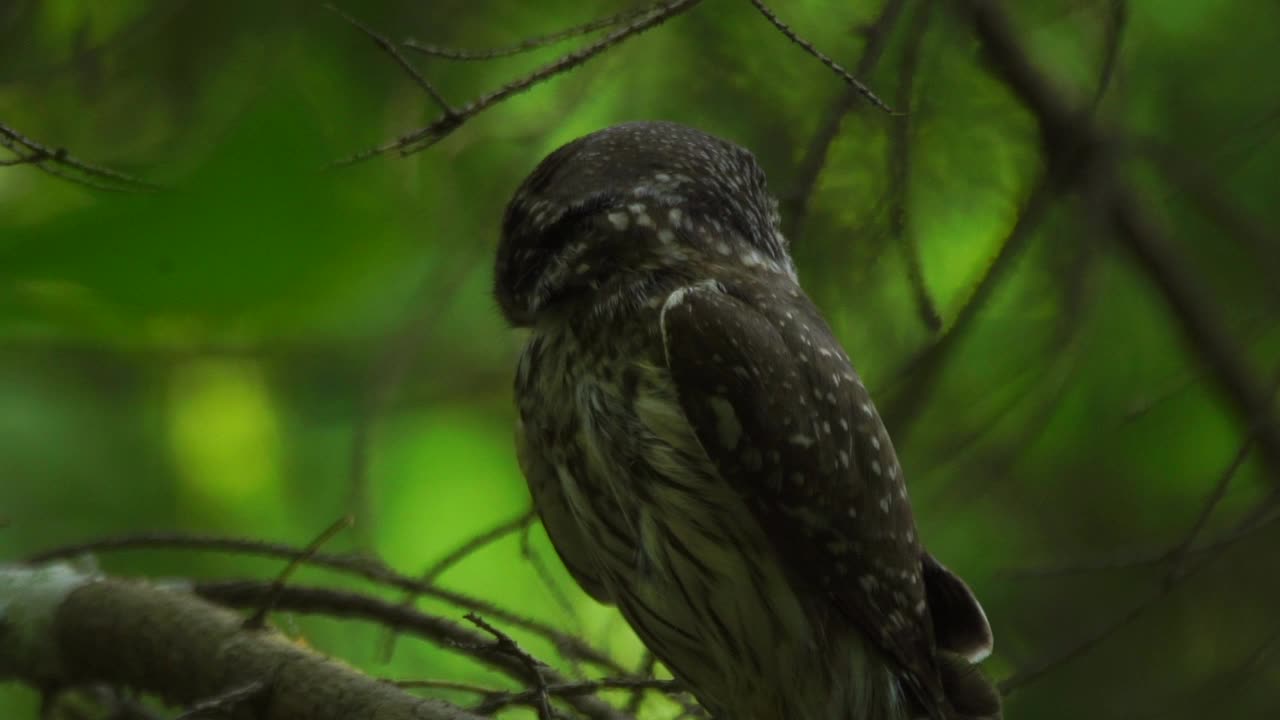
[0,563,481,720]
[27,531,626,674]
[195,581,637,720]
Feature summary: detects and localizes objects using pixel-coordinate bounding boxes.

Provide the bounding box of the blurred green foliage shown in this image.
[2,1,1279,718]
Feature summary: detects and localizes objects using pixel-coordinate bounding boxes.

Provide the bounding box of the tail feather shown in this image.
[938,650,1002,719]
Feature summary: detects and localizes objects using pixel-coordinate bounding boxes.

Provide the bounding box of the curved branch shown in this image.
[0,564,479,720]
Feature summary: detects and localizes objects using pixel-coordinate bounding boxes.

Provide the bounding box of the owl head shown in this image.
[494,121,793,326]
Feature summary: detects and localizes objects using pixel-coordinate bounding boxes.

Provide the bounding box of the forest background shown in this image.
[2,1,1278,718]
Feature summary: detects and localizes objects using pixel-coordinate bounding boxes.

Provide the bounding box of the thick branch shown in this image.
[0,564,479,720]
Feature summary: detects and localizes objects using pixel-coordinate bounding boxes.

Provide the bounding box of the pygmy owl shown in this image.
[495,121,1000,720]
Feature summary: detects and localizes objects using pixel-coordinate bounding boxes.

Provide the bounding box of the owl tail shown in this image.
[921,552,1001,719]
[938,651,1002,719]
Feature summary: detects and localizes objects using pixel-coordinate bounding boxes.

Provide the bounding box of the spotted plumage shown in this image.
[496,121,999,720]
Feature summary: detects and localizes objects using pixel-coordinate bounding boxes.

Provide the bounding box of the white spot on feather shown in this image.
[708,397,742,449]
[788,434,814,448]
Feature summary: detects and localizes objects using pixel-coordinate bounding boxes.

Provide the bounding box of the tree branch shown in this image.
[958,0,1280,481]
[781,0,907,239]
[332,0,703,166]
[0,564,480,720]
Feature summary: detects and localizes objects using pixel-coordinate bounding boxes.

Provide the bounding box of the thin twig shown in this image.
[382,508,536,661]
[195,582,632,720]
[782,0,907,239]
[345,250,479,549]
[473,677,681,715]
[1090,0,1128,110]
[1161,438,1254,583]
[519,519,580,626]
[404,3,656,60]
[244,516,353,629]
[326,4,454,114]
[0,121,158,191]
[1004,504,1280,579]
[998,590,1155,695]
[27,532,627,675]
[624,653,658,715]
[1000,493,1280,694]
[887,0,941,333]
[464,613,555,720]
[425,510,537,586]
[747,0,892,114]
[333,0,704,166]
[882,173,1056,438]
[390,679,499,695]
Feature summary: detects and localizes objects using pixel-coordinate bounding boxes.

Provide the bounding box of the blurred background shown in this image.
[2,1,1279,718]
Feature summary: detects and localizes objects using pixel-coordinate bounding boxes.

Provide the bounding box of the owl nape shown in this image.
[495,121,1000,720]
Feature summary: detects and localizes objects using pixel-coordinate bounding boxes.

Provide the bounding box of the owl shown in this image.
[494,121,1000,720]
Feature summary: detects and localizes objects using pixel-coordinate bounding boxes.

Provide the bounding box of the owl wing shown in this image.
[515,417,613,604]
[658,280,949,712]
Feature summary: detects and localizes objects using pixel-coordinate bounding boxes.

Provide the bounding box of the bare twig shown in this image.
[1004,505,1280,579]
[519,519,580,627]
[390,679,500,695]
[404,3,655,60]
[382,508,536,660]
[1000,483,1280,693]
[425,510,537,586]
[1161,438,1255,583]
[27,532,627,675]
[998,589,1156,695]
[197,582,633,720]
[333,0,703,166]
[0,121,158,191]
[463,613,555,719]
[327,4,454,113]
[887,0,941,333]
[473,677,681,715]
[624,653,658,714]
[882,173,1056,437]
[1090,0,1128,110]
[782,0,907,239]
[244,516,353,629]
[346,251,479,549]
[747,0,892,114]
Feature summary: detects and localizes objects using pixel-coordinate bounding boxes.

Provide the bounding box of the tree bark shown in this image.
[0,563,481,720]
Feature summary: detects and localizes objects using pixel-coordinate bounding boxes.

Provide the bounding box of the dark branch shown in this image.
[404,3,656,60]
[959,0,1280,481]
[1090,0,1128,110]
[747,0,893,114]
[782,0,906,240]
[332,0,704,166]
[326,4,454,113]
[882,174,1056,438]
[0,121,159,192]
[196,581,635,720]
[26,532,628,675]
[887,0,942,333]
[244,515,353,629]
